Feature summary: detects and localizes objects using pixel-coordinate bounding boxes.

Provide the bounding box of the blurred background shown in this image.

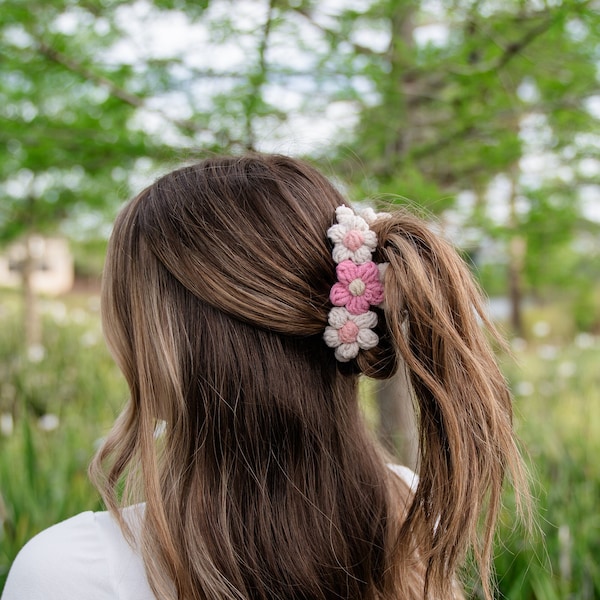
[1,0,599,597]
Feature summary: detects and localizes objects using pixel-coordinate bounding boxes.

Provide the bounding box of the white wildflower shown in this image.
[38,414,60,432]
[27,345,46,363]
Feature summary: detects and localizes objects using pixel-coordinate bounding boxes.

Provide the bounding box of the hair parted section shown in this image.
[141,155,341,336]
[91,153,526,600]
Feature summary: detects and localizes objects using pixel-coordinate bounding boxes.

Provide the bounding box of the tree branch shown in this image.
[495,16,556,71]
[291,7,381,57]
[450,12,557,76]
[244,0,276,150]
[37,40,144,108]
[35,38,208,137]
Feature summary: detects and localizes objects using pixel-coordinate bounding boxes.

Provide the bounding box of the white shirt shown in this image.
[2,506,153,600]
[1,465,417,599]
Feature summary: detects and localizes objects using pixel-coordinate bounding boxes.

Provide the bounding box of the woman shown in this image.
[3,154,526,599]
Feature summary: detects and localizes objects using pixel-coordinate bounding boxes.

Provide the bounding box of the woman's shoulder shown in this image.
[2,511,112,599]
[1,506,152,600]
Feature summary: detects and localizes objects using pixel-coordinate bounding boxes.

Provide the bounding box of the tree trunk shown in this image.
[376,366,419,471]
[508,236,525,336]
[375,4,420,471]
[22,233,41,348]
[507,167,525,337]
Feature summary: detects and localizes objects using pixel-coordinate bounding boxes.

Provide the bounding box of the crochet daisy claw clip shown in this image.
[324,205,388,362]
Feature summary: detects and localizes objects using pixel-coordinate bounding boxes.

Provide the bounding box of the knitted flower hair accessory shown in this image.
[323,205,388,362]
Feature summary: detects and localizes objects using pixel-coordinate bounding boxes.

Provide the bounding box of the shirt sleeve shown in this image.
[388,463,419,493]
[1,512,114,600]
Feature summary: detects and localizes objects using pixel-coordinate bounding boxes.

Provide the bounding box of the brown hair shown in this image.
[91,154,526,599]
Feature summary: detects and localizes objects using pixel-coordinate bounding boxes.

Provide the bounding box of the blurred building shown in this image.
[0,236,74,295]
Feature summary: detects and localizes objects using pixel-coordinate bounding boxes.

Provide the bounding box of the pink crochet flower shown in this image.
[323,308,379,362]
[330,260,384,315]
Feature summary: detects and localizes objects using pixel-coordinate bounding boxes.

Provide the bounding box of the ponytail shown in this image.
[362,210,526,599]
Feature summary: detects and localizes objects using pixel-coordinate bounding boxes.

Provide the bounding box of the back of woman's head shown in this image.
[92,154,526,600]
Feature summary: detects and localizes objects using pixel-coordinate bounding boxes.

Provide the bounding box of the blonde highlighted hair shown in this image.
[91,154,526,599]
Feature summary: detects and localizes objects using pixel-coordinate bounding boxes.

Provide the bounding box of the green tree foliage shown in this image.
[1,0,598,337]
[1,0,157,240]
[0,0,177,343]
[283,0,600,330]
[288,0,600,199]
[0,0,326,237]
[2,0,598,236]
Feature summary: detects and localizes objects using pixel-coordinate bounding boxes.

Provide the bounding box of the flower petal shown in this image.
[378,262,388,282]
[335,342,359,362]
[323,327,342,348]
[347,216,369,231]
[330,283,352,307]
[336,260,359,284]
[332,245,352,264]
[358,261,380,283]
[328,307,350,328]
[362,230,378,249]
[358,207,391,224]
[352,311,378,329]
[357,328,379,350]
[335,205,355,220]
[327,223,347,243]
[352,246,373,265]
[346,295,371,315]
[365,284,384,306]
[357,207,377,224]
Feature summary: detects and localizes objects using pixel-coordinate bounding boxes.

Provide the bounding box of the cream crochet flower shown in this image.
[356,206,391,225]
[327,205,378,265]
[323,307,379,362]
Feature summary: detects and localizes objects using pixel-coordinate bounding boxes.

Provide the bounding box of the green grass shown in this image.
[0,295,125,587]
[494,335,600,599]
